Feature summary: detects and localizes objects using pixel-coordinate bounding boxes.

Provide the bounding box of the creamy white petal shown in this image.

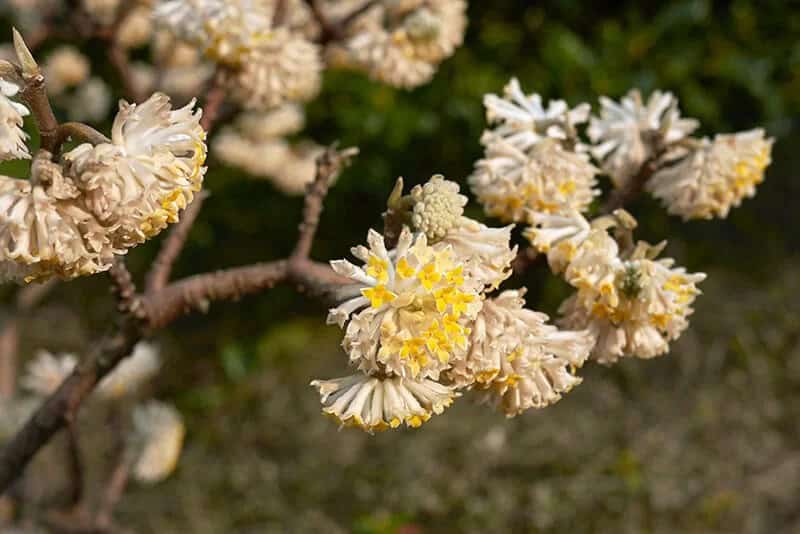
[311,373,459,431]
[131,401,185,483]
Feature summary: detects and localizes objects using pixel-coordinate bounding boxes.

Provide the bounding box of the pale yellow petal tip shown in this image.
[12,28,38,77]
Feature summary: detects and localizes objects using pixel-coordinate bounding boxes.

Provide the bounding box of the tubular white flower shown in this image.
[559,246,706,364]
[470,139,599,223]
[588,89,699,188]
[131,401,185,483]
[334,0,466,89]
[213,130,323,195]
[97,342,161,400]
[235,104,306,141]
[63,92,207,248]
[329,227,482,380]
[311,373,459,431]
[481,78,590,152]
[646,129,773,220]
[409,174,467,242]
[523,209,592,274]
[400,175,516,290]
[435,217,517,291]
[0,152,120,283]
[451,289,592,416]
[0,79,30,162]
[21,350,77,397]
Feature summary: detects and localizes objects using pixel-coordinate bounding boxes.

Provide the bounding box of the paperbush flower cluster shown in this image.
[313,175,594,430]
[312,77,773,432]
[0,74,206,282]
[473,78,773,223]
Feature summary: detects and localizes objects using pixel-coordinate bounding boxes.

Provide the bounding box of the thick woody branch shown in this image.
[146,191,210,294]
[0,316,142,494]
[292,146,358,261]
[18,73,60,153]
[600,151,666,214]
[140,260,290,330]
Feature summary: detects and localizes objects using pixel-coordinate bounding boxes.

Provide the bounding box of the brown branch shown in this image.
[141,260,289,329]
[307,0,379,44]
[512,247,540,275]
[53,122,110,150]
[95,409,129,530]
[63,422,84,507]
[145,191,210,294]
[108,259,139,316]
[94,457,129,531]
[292,146,358,261]
[273,0,289,27]
[18,72,60,153]
[199,73,227,132]
[0,316,142,495]
[600,149,667,214]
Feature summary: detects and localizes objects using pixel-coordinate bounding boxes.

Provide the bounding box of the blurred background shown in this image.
[2,0,800,532]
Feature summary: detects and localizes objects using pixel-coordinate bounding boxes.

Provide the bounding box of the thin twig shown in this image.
[145,191,210,294]
[199,73,227,132]
[108,259,139,316]
[18,73,60,153]
[53,122,110,149]
[95,409,129,530]
[292,146,359,261]
[63,422,84,507]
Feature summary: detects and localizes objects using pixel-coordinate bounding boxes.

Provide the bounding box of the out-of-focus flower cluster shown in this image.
[0,56,206,283]
[312,175,594,431]
[2,342,185,484]
[213,104,323,194]
[327,0,467,89]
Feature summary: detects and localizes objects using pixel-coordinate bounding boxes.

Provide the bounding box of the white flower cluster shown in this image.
[328,0,467,89]
[312,175,593,431]
[0,78,30,161]
[526,210,706,364]
[470,78,599,224]
[17,342,185,482]
[0,90,206,283]
[646,129,773,220]
[155,0,321,110]
[472,78,774,224]
[213,104,324,194]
